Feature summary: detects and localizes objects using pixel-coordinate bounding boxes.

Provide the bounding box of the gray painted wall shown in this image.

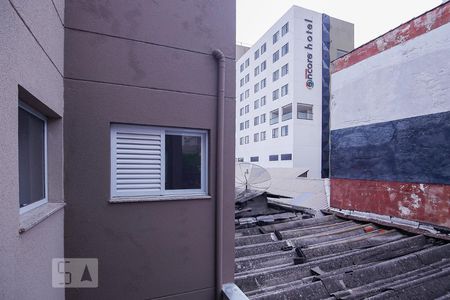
[64,1,236,299]
[329,17,354,61]
[0,0,65,299]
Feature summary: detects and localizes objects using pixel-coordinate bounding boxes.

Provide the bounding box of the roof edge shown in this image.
[331,2,450,74]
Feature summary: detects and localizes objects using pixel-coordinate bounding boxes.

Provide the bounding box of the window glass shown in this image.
[165,135,201,190]
[281,125,288,136]
[269,154,279,161]
[270,109,279,125]
[254,49,260,60]
[260,131,266,141]
[281,43,289,56]
[254,99,259,109]
[254,66,260,76]
[281,84,288,96]
[281,153,292,161]
[250,156,259,162]
[273,31,280,44]
[260,114,266,123]
[261,43,266,54]
[260,78,266,89]
[272,128,279,138]
[298,103,313,120]
[282,104,292,121]
[273,70,279,82]
[253,133,259,142]
[272,89,279,101]
[261,61,266,71]
[19,107,46,211]
[281,64,289,76]
[273,50,279,63]
[282,23,289,36]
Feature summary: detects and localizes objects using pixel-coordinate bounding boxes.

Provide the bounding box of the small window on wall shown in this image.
[273,70,279,82]
[260,131,266,141]
[281,84,288,97]
[270,109,279,125]
[253,133,259,142]
[254,49,260,60]
[281,43,289,56]
[254,66,260,76]
[281,125,288,136]
[269,154,279,161]
[261,61,267,71]
[298,103,313,120]
[260,96,266,106]
[273,50,280,63]
[260,114,266,123]
[111,124,208,198]
[281,153,292,161]
[273,31,280,44]
[250,156,259,162]
[261,43,267,54]
[19,104,48,214]
[281,64,289,76]
[281,22,289,36]
[245,58,250,67]
[272,128,279,138]
[282,104,292,121]
[237,157,244,162]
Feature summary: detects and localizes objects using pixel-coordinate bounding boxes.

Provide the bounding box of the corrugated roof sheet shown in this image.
[235,206,450,299]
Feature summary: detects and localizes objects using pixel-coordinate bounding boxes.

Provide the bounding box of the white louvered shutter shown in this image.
[111,124,163,197]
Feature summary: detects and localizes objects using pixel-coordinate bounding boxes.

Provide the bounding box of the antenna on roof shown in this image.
[235,162,271,198]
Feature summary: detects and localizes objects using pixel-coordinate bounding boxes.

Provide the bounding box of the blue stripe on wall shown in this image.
[331,111,450,184]
[321,14,331,178]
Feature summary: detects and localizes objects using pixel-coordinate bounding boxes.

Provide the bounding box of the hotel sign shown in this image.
[304,18,314,89]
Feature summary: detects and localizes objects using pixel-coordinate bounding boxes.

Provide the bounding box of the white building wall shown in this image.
[236,6,333,178]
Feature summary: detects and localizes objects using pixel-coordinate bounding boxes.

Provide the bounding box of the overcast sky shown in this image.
[237,0,442,48]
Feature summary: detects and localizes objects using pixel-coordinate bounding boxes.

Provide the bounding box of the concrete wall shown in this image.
[0,0,65,299]
[329,17,354,61]
[330,3,450,228]
[63,1,235,299]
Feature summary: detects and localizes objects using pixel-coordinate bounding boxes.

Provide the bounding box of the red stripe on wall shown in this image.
[331,178,450,228]
[331,2,450,74]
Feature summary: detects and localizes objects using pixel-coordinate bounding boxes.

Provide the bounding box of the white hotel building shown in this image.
[236,6,354,178]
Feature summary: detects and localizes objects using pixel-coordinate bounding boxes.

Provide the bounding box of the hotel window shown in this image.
[254,49,260,60]
[245,120,249,129]
[111,124,208,198]
[239,122,244,130]
[250,156,259,162]
[254,116,259,126]
[273,50,279,63]
[239,107,244,116]
[281,125,288,136]
[260,96,266,106]
[245,74,250,83]
[245,58,250,68]
[270,109,279,125]
[260,131,266,141]
[240,78,244,87]
[261,61,267,71]
[281,153,292,161]
[272,128,279,138]
[261,43,267,54]
[273,31,280,44]
[281,22,289,36]
[281,84,288,97]
[281,63,289,76]
[260,78,266,89]
[272,89,279,101]
[281,43,289,56]
[273,70,279,82]
[240,137,244,145]
[260,113,266,123]
[254,66,260,76]
[240,93,244,102]
[240,63,244,72]
[245,105,249,114]
[244,89,249,99]
[245,135,249,144]
[269,154,279,161]
[254,133,259,142]
[282,104,292,121]
[19,104,48,213]
[254,83,259,93]
[297,103,313,120]
[254,99,259,109]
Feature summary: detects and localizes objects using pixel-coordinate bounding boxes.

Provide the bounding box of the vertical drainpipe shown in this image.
[213,49,225,300]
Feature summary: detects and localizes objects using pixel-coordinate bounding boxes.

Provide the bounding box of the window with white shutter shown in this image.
[111,124,208,199]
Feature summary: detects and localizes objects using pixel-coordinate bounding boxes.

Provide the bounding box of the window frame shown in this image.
[297,103,314,120]
[111,124,208,199]
[281,125,288,136]
[19,102,48,214]
[282,22,289,36]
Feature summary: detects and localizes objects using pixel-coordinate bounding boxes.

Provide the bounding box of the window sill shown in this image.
[109,194,212,203]
[19,202,65,234]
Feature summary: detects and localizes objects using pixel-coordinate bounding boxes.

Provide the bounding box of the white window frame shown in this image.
[19,102,48,214]
[111,124,208,198]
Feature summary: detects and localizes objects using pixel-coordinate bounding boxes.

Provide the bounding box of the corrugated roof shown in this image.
[235,205,450,299]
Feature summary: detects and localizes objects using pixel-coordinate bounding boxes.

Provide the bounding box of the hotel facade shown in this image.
[236,6,353,178]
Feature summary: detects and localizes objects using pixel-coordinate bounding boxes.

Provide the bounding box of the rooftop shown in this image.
[234,195,450,299]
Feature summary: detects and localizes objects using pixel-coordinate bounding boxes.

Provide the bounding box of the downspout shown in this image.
[213,49,225,300]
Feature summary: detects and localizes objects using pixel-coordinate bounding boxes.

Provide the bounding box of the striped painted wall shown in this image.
[330,3,450,228]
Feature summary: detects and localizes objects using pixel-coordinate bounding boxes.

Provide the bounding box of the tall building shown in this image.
[236,6,353,178]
